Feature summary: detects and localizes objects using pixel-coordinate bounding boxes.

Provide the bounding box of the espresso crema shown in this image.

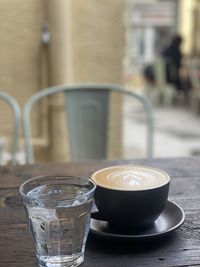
[92,165,170,190]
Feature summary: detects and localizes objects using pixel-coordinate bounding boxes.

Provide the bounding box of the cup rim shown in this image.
[91,165,170,191]
[19,175,96,204]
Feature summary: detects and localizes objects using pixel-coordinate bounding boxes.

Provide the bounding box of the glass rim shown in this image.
[19,175,96,204]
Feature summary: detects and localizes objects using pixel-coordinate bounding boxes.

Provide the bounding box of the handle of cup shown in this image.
[91,202,107,221]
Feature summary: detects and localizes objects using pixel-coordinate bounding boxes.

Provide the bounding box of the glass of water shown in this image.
[20,175,96,267]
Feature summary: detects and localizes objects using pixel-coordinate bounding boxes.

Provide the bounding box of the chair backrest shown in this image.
[23,84,154,164]
[0,91,21,165]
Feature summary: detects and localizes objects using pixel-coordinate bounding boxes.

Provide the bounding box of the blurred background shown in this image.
[0,0,200,164]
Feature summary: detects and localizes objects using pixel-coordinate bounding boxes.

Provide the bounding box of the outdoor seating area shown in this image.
[0,1,200,267]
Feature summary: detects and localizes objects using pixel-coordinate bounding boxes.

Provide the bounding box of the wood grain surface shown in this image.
[0,157,200,267]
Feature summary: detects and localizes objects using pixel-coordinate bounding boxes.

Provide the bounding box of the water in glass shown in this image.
[21,177,95,267]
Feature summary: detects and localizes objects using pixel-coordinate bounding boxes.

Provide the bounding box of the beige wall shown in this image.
[70,0,124,84]
[193,0,200,55]
[68,0,125,159]
[46,0,125,161]
[0,0,46,144]
[0,0,125,162]
[178,0,200,56]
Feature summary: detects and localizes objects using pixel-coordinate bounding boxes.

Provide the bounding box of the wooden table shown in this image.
[1,157,200,267]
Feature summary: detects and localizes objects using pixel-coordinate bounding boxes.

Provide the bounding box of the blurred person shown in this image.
[143,64,155,85]
[162,34,183,93]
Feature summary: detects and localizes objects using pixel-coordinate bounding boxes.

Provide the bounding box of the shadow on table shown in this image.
[87,232,178,255]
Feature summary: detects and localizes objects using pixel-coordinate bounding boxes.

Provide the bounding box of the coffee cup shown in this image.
[91,165,170,231]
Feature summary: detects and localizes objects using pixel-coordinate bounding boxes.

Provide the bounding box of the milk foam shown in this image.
[92,166,170,190]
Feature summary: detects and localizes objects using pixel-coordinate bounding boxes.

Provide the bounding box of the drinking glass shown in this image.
[20,175,96,267]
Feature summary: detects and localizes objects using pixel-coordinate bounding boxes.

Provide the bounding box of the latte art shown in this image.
[92,166,170,190]
[106,171,159,188]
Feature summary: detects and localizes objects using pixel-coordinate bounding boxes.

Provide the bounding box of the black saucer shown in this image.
[90,200,185,239]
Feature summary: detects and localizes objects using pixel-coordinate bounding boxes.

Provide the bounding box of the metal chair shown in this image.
[0,91,21,164]
[23,84,154,164]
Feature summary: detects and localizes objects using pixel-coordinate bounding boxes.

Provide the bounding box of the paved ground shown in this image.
[123,97,200,159]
